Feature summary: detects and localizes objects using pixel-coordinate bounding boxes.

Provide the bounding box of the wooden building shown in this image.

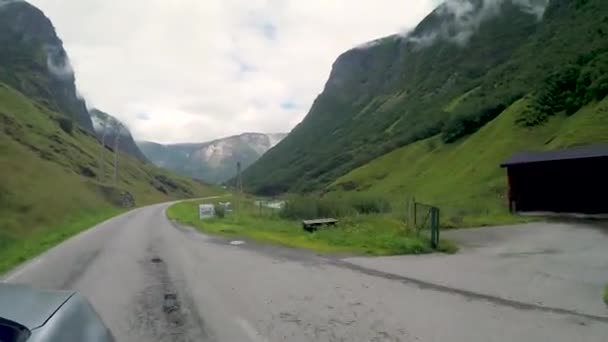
[501,144,608,214]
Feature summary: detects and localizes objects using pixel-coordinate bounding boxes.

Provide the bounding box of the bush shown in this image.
[279,194,391,220]
[279,195,355,220]
[214,204,225,219]
[57,117,74,134]
[519,51,608,127]
[441,91,523,143]
[441,102,508,143]
[279,195,318,220]
[347,195,392,215]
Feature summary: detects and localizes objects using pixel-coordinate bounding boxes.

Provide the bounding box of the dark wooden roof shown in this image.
[501,143,608,167]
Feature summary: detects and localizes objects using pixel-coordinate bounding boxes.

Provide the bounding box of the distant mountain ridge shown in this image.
[138,133,287,184]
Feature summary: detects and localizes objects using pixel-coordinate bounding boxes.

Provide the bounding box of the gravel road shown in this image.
[3,202,607,341]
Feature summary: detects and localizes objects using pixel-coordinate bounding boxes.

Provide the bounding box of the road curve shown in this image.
[3,202,607,341]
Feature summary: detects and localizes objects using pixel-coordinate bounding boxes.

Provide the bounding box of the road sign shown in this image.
[199,204,215,220]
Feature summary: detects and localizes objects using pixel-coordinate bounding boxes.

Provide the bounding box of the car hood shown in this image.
[0,284,74,330]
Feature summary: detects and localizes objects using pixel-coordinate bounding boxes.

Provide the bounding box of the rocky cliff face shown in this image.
[0,0,93,131]
[138,133,287,184]
[90,109,148,162]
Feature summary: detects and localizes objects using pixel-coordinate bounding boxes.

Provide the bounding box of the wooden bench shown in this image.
[302,218,338,232]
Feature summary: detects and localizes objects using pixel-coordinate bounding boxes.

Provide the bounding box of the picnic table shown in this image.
[302,218,338,232]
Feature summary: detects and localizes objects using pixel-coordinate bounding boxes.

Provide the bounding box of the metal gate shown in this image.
[408,199,440,249]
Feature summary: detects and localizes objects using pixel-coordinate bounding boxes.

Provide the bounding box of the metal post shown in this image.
[113,132,120,186]
[430,207,440,249]
[98,118,108,183]
[413,200,417,234]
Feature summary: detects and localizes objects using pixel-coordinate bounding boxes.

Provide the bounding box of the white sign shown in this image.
[199,204,215,220]
[219,202,233,212]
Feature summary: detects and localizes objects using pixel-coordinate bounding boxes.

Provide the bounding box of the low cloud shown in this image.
[45,45,75,80]
[135,112,151,121]
[405,0,549,46]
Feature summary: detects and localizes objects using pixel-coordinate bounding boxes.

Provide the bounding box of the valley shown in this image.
[0,0,607,341]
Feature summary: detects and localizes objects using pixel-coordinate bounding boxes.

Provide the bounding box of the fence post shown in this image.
[413,199,418,235]
[430,207,440,249]
[406,197,411,229]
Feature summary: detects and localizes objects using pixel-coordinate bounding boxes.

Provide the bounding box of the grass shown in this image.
[0,82,220,276]
[0,208,123,275]
[167,198,456,256]
[604,285,608,306]
[330,97,608,228]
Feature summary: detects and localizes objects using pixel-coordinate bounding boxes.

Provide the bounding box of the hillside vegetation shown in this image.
[243,0,608,195]
[330,97,608,227]
[0,82,217,273]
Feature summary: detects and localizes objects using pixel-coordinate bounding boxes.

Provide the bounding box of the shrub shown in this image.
[347,195,392,214]
[214,204,225,219]
[279,194,389,220]
[519,51,608,127]
[279,195,318,220]
[57,117,74,134]
[441,102,508,143]
[317,198,356,218]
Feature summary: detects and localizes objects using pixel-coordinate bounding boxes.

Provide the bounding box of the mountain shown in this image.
[243,0,608,195]
[138,133,286,184]
[0,0,93,132]
[0,1,216,263]
[90,109,148,162]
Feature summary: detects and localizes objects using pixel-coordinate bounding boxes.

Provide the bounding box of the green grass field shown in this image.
[330,98,608,228]
[167,198,456,256]
[0,82,218,275]
[0,208,123,275]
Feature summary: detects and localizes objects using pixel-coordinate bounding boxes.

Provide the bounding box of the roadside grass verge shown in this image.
[0,207,123,276]
[167,199,456,256]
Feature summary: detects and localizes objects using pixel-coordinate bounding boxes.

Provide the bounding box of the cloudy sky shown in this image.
[30,0,439,144]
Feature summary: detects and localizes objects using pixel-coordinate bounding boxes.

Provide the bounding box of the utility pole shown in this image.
[236,161,243,195]
[98,117,108,183]
[113,122,121,186]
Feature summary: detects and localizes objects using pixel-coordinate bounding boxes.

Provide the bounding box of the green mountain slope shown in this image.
[0,83,217,234]
[0,1,218,272]
[138,133,286,184]
[243,0,608,194]
[329,97,608,226]
[0,82,216,258]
